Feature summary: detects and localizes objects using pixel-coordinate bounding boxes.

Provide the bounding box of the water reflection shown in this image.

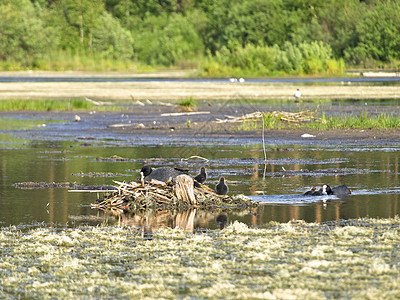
[72,209,231,233]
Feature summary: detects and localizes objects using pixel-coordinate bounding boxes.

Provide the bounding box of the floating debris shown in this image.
[13,182,117,190]
[72,172,131,178]
[91,175,255,212]
[95,155,134,162]
[13,182,84,189]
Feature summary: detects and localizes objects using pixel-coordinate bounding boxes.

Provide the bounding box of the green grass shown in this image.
[177,97,198,111]
[1,217,400,299]
[309,111,400,129]
[239,111,400,130]
[177,97,197,108]
[0,99,95,111]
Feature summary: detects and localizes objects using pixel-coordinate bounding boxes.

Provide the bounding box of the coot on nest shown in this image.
[215,177,229,195]
[140,166,189,182]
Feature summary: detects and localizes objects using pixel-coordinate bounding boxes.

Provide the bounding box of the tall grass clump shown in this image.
[177,97,197,112]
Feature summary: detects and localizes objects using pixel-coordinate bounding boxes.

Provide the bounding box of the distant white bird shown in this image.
[294,89,301,101]
[238,77,245,83]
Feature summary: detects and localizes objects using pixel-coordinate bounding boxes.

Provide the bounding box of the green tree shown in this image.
[91,12,133,60]
[204,0,291,53]
[133,13,203,65]
[61,0,104,50]
[349,1,400,63]
[0,0,54,67]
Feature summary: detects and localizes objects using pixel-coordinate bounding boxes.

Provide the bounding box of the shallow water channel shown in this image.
[1,112,400,231]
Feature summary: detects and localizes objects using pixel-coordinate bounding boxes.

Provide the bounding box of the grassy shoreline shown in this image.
[236,111,400,130]
[1,217,400,299]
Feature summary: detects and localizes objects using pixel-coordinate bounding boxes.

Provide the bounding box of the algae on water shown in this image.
[1,217,400,299]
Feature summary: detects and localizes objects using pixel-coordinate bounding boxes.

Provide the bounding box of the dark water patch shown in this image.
[249,194,341,205]
[262,168,377,177]
[176,157,349,168]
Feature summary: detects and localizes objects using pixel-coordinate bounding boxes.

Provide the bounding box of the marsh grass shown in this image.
[241,111,400,130]
[310,111,400,129]
[1,217,400,299]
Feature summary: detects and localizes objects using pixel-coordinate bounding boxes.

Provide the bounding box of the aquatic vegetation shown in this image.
[1,217,400,298]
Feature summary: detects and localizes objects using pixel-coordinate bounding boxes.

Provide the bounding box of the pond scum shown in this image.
[1,218,400,299]
[91,175,255,213]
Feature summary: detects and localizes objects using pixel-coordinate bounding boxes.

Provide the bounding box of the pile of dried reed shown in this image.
[91,175,255,212]
[216,110,318,123]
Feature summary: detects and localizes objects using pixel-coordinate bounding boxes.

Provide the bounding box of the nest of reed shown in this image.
[91,174,255,212]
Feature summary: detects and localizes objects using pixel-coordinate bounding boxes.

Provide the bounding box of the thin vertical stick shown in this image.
[261,114,267,180]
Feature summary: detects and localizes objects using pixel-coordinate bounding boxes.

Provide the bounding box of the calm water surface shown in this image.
[1,113,399,231]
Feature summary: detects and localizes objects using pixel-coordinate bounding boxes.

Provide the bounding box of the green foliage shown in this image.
[0,0,399,71]
[346,1,400,64]
[0,0,55,67]
[91,12,133,60]
[201,41,342,76]
[133,13,203,66]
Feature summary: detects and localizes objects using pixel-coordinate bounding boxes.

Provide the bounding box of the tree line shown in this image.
[1,0,399,75]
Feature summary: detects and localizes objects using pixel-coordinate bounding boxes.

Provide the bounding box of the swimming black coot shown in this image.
[140,166,189,182]
[324,184,351,196]
[303,187,316,195]
[194,167,207,184]
[215,177,229,195]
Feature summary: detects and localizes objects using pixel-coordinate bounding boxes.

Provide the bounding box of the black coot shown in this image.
[215,177,229,195]
[140,166,189,182]
[194,167,207,184]
[324,184,351,196]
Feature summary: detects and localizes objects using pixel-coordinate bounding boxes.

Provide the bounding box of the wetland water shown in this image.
[1,109,400,230]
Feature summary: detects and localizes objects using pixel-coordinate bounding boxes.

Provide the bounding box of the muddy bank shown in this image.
[1,101,400,146]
